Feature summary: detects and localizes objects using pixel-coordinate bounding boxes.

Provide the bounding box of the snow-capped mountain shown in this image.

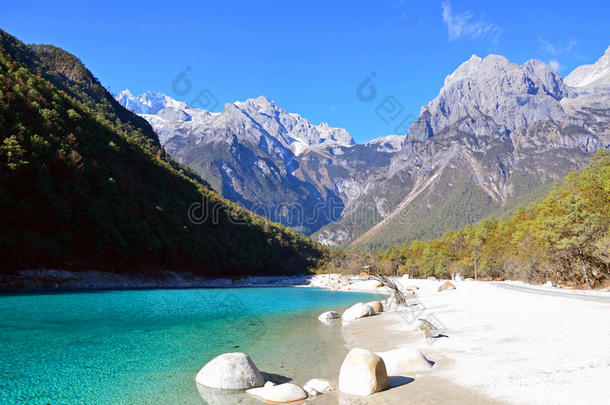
[565,46,610,88]
[116,89,188,115]
[117,92,389,234]
[118,46,610,246]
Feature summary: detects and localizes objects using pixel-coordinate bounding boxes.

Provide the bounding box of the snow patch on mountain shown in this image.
[363,135,406,153]
[565,46,610,88]
[116,89,188,115]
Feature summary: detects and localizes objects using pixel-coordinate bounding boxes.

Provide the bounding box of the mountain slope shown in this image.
[0,34,161,153]
[371,149,610,287]
[0,30,324,276]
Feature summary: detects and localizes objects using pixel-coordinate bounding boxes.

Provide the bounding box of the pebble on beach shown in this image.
[438,281,456,292]
[304,378,334,393]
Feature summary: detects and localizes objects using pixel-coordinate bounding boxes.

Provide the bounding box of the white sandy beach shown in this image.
[309,275,610,404]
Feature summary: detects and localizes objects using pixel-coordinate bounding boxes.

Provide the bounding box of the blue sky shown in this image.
[2,0,609,143]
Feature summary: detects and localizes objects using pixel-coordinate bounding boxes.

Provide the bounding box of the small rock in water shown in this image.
[195,352,264,389]
[438,281,456,292]
[246,382,308,403]
[318,311,340,322]
[338,348,389,396]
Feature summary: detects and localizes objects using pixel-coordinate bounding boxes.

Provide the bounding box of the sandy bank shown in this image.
[336,277,610,404]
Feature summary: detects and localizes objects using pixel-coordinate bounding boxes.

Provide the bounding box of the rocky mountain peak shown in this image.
[407,54,569,143]
[443,54,512,87]
[234,95,277,112]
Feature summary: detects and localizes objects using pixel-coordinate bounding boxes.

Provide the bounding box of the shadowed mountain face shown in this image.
[119,47,610,248]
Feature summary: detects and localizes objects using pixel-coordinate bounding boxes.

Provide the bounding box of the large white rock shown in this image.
[318,311,340,322]
[246,382,308,403]
[195,352,264,389]
[304,378,334,393]
[338,348,389,396]
[365,300,384,313]
[342,302,376,322]
[376,348,433,374]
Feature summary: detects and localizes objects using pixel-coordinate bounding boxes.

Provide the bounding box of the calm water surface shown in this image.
[0,287,380,404]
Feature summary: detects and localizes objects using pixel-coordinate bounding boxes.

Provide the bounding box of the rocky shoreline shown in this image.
[191,274,610,404]
[0,269,310,291]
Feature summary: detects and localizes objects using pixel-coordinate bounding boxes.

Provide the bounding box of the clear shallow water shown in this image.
[0,287,380,404]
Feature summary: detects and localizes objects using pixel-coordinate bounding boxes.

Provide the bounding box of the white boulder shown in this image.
[338,348,389,396]
[342,302,376,322]
[376,348,433,374]
[246,382,308,403]
[318,311,340,322]
[195,352,264,389]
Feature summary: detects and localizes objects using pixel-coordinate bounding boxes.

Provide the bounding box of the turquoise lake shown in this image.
[0,287,380,404]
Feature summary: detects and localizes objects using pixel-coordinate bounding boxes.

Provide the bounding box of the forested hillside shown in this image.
[0,30,325,276]
[320,150,610,288]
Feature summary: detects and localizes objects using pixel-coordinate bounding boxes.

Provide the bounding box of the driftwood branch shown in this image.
[367,269,409,307]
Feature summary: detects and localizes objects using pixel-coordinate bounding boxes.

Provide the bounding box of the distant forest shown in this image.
[320,150,610,288]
